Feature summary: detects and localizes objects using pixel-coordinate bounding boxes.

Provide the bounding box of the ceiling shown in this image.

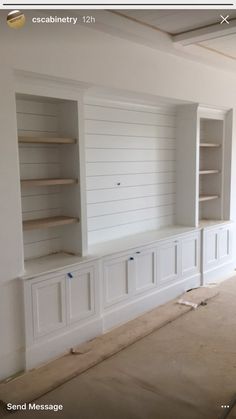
[200,33,236,59]
[111,10,236,35]
[102,10,236,66]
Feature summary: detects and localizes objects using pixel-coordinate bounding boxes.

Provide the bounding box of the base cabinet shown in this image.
[204,228,218,270]
[218,225,232,263]
[103,247,157,308]
[66,266,96,324]
[134,248,156,294]
[32,275,66,339]
[157,239,181,287]
[22,223,234,370]
[181,232,201,279]
[103,232,201,310]
[103,254,131,307]
[30,263,99,340]
[203,223,233,274]
[157,231,200,287]
[23,260,101,369]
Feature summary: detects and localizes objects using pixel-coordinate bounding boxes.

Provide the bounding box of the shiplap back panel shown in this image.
[17,98,63,259]
[84,100,177,245]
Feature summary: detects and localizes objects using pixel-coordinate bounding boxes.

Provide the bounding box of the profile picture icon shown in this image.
[7,10,26,29]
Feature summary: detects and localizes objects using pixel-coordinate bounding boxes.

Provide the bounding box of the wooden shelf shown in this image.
[199,170,220,175]
[199,195,219,202]
[23,216,79,231]
[21,178,77,187]
[18,136,76,145]
[200,143,221,148]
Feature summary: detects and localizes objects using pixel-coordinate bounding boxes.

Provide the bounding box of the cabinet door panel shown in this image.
[182,233,200,278]
[66,266,95,324]
[103,256,130,307]
[32,275,66,338]
[135,249,156,293]
[157,241,180,286]
[205,230,218,269]
[218,227,232,263]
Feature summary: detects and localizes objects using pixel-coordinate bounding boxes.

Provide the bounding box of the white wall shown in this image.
[0,66,25,378]
[1,15,236,378]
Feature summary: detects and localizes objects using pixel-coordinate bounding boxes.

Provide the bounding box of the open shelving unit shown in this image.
[17,93,82,261]
[198,116,224,222]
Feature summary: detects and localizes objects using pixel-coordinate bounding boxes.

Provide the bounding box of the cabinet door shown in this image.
[32,275,66,339]
[204,229,218,270]
[66,265,96,324]
[103,254,133,307]
[182,232,200,278]
[218,225,232,264]
[134,248,156,294]
[157,239,181,286]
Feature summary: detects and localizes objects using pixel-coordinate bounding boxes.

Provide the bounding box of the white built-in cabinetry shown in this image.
[15,74,235,372]
[103,246,157,309]
[17,94,83,261]
[23,221,234,369]
[157,239,181,286]
[202,222,233,281]
[102,231,200,329]
[199,115,224,220]
[23,260,101,368]
[176,105,232,227]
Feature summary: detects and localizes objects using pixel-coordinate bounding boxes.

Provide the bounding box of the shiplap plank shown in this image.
[87,172,176,190]
[19,147,60,164]
[86,149,175,162]
[23,228,62,244]
[84,99,176,115]
[88,205,174,231]
[85,120,175,138]
[16,99,58,116]
[24,238,61,260]
[84,105,176,126]
[21,185,60,197]
[22,208,61,221]
[88,215,175,245]
[22,194,61,213]
[86,135,175,150]
[20,164,61,179]
[18,130,57,138]
[87,183,175,204]
[86,161,176,176]
[88,194,176,217]
[17,113,58,133]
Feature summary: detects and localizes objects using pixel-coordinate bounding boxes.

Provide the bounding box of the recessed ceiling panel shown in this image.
[118,10,236,35]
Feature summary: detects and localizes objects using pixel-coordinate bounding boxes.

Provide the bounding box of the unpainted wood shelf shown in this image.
[21,178,77,187]
[199,170,220,175]
[18,136,76,145]
[200,143,221,148]
[199,195,219,202]
[23,216,79,231]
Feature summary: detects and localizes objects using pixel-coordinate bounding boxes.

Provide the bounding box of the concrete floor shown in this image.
[3,276,236,419]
